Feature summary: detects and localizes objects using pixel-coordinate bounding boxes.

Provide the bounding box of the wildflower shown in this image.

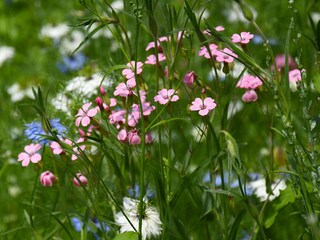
[145,132,153,144]
[122,61,143,79]
[127,129,141,145]
[271,54,297,72]
[75,102,98,127]
[24,119,67,144]
[7,83,34,102]
[40,23,69,41]
[113,78,136,97]
[71,138,86,161]
[248,177,287,201]
[145,53,166,65]
[231,32,254,44]
[183,71,196,86]
[18,143,42,167]
[236,74,262,89]
[71,217,110,240]
[289,69,302,83]
[190,97,217,116]
[154,88,179,105]
[117,129,128,143]
[215,48,238,63]
[40,170,57,187]
[198,44,218,59]
[50,138,73,155]
[109,110,126,128]
[115,197,162,240]
[242,90,258,102]
[0,46,15,67]
[57,53,86,73]
[289,69,304,92]
[73,173,88,187]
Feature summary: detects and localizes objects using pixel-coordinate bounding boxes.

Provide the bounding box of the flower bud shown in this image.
[73,173,88,187]
[242,90,258,102]
[128,129,141,145]
[118,129,128,143]
[145,132,153,144]
[183,71,196,86]
[99,86,106,95]
[40,170,56,187]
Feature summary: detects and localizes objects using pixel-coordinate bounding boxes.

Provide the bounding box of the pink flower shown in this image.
[40,171,56,187]
[122,61,143,79]
[198,44,218,59]
[183,71,196,86]
[73,173,88,187]
[236,74,263,89]
[117,129,128,143]
[145,132,153,144]
[18,143,42,167]
[215,48,238,63]
[109,110,126,127]
[146,41,161,51]
[231,32,254,44]
[190,97,217,116]
[75,102,98,127]
[242,90,258,102]
[128,129,141,145]
[154,88,179,105]
[145,53,166,65]
[131,102,155,117]
[72,138,86,161]
[50,138,73,155]
[271,54,297,71]
[102,98,117,112]
[215,26,225,31]
[289,69,302,83]
[113,78,136,97]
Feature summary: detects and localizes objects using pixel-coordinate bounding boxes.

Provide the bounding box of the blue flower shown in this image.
[24,119,67,144]
[71,217,110,240]
[57,53,86,73]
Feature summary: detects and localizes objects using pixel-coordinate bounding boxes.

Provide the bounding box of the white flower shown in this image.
[248,178,286,201]
[0,46,15,67]
[7,83,34,102]
[115,197,162,240]
[40,23,69,40]
[60,30,85,54]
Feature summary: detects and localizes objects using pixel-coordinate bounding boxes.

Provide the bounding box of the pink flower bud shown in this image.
[128,129,141,145]
[242,90,258,102]
[201,88,206,94]
[183,71,196,86]
[78,128,86,138]
[95,96,104,111]
[40,171,56,187]
[99,86,106,95]
[145,132,153,144]
[117,129,128,143]
[73,173,88,187]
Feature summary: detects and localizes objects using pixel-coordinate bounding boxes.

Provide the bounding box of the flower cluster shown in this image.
[236,74,263,102]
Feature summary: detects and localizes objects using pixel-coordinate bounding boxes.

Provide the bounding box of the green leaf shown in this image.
[264,184,298,228]
[219,130,240,162]
[112,232,139,240]
[228,209,246,240]
[313,73,320,93]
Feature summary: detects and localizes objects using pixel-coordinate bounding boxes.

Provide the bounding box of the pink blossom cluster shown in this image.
[236,74,263,102]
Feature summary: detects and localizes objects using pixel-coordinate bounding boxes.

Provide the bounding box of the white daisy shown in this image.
[115,197,162,240]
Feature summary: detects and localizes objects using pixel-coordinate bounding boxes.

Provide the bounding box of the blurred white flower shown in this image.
[7,83,34,102]
[60,30,85,54]
[51,73,113,114]
[40,23,69,40]
[248,178,286,201]
[111,0,124,10]
[0,46,15,67]
[115,197,162,240]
